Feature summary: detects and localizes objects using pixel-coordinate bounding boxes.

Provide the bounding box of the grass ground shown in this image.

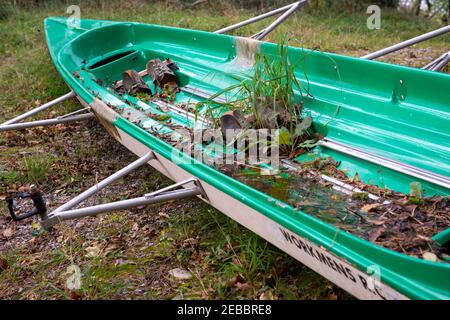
[0,1,449,300]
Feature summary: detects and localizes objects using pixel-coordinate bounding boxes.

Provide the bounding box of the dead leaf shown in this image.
[259,290,275,300]
[74,221,86,230]
[361,203,380,213]
[31,221,41,230]
[422,252,438,262]
[103,244,118,256]
[365,218,386,226]
[65,264,82,290]
[3,228,14,238]
[235,281,252,292]
[85,245,101,258]
[169,268,192,280]
[158,212,169,219]
[368,227,384,242]
[0,258,8,271]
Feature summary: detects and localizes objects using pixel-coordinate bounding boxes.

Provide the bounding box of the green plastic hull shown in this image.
[44,17,450,299]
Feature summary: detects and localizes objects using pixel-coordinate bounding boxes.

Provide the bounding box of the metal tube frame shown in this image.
[319,139,450,190]
[253,1,307,40]
[41,187,201,229]
[422,51,450,71]
[41,150,205,228]
[1,91,75,126]
[0,91,93,132]
[361,25,450,60]
[214,1,307,40]
[0,113,95,132]
[52,152,155,214]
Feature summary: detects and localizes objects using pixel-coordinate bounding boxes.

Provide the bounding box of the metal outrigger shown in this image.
[214,0,307,40]
[423,50,450,71]
[40,152,207,229]
[0,91,95,132]
[4,151,207,229]
[361,24,450,71]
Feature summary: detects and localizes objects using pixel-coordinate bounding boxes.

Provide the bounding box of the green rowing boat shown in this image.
[39,17,450,299]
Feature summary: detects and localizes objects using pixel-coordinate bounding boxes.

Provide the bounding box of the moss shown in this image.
[352,192,369,201]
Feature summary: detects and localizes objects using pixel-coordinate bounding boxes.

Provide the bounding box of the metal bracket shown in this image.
[40,152,206,229]
[144,177,207,201]
[0,91,94,132]
[214,0,307,40]
[6,185,47,221]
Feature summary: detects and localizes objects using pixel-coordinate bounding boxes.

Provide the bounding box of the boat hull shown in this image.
[77,95,407,300]
[44,17,450,299]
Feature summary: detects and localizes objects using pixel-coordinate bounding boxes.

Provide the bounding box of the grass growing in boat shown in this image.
[200,35,318,158]
[0,1,448,300]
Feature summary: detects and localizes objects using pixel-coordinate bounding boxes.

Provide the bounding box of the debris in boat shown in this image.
[422,252,438,262]
[146,58,179,93]
[121,69,152,95]
[219,110,243,134]
[221,164,450,261]
[203,37,319,159]
[163,58,179,71]
[96,36,448,264]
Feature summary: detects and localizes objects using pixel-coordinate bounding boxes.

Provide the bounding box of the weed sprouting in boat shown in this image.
[198,35,320,159]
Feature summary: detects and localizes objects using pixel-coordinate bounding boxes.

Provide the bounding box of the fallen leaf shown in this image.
[69,291,82,300]
[235,281,252,292]
[31,221,41,230]
[365,218,386,226]
[74,221,86,230]
[368,227,384,242]
[65,264,82,290]
[422,252,438,262]
[361,203,380,213]
[0,258,8,271]
[103,244,118,256]
[169,268,192,280]
[158,212,169,218]
[3,228,14,238]
[85,245,101,258]
[259,290,275,300]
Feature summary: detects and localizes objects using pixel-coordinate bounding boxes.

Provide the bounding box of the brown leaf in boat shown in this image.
[422,252,438,262]
[122,70,152,95]
[147,58,178,91]
[220,111,242,135]
[163,58,179,71]
[365,218,386,226]
[368,227,384,242]
[404,204,418,214]
[361,203,380,213]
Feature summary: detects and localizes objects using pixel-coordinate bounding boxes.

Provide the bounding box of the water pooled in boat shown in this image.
[223,166,372,236]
